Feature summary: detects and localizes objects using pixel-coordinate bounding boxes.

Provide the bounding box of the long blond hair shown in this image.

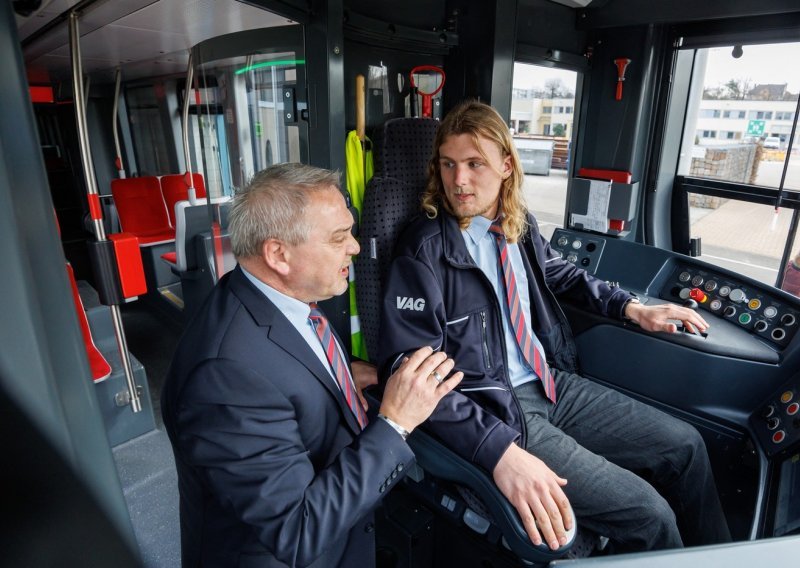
[421,100,528,242]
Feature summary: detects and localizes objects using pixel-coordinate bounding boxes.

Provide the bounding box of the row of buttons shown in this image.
[679,286,795,341]
[672,268,798,346]
[678,272,782,314]
[552,232,604,271]
[556,236,598,253]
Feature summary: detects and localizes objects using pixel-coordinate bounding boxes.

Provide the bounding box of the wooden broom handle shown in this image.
[355,74,366,140]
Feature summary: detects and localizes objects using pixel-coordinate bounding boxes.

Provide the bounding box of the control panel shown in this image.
[752,382,800,457]
[549,229,606,274]
[661,265,799,348]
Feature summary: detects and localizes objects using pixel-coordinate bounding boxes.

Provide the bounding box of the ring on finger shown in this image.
[431,370,443,384]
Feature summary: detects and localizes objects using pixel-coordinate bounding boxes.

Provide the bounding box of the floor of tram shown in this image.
[113,300,183,567]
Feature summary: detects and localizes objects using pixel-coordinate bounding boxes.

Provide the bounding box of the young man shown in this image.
[162,163,462,567]
[379,101,730,553]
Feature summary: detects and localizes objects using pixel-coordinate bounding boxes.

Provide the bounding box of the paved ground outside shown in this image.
[522,158,800,288]
[522,169,570,242]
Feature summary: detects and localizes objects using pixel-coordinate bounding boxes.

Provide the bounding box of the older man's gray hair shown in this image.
[228,163,341,259]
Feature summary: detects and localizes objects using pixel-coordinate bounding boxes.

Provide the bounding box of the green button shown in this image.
[739,313,752,325]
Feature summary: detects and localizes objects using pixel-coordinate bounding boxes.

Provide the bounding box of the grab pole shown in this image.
[181,51,197,204]
[112,67,126,179]
[69,11,141,413]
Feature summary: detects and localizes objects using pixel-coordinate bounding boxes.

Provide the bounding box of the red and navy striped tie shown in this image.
[309,303,368,428]
[488,222,557,403]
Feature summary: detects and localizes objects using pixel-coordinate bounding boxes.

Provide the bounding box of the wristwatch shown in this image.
[622,296,641,321]
[377,414,410,440]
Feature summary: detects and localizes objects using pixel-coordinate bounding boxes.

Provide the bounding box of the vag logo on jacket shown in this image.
[396,297,425,311]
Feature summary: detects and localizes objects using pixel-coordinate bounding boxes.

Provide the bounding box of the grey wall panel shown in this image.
[0,0,137,555]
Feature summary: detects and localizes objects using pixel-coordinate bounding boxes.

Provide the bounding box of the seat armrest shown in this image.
[407,427,576,563]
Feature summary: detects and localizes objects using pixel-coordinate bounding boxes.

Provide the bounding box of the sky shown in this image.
[513,41,800,94]
[703,43,800,93]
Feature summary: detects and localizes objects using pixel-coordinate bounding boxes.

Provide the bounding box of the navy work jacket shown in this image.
[379,211,633,474]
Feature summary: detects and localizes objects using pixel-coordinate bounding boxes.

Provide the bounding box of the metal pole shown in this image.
[181,51,197,204]
[69,12,141,413]
[112,67,126,178]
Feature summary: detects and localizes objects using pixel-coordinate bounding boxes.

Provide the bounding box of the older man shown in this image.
[162,163,461,567]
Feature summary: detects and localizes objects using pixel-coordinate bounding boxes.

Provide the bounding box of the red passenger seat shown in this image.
[65,263,112,383]
[110,177,175,245]
[160,173,207,228]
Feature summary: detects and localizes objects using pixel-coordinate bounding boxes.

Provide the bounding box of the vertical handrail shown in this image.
[181,51,197,204]
[69,11,141,413]
[112,67,126,179]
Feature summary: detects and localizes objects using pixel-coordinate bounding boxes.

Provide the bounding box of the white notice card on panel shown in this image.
[571,179,612,233]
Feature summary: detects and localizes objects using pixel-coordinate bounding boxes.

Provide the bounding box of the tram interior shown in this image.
[6,0,800,566]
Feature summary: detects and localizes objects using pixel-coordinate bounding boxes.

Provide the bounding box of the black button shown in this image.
[379,484,385,493]
[365,522,375,533]
[397,463,404,472]
[391,471,397,480]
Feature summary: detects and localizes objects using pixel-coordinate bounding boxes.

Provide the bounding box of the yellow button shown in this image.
[748,299,761,310]
[781,391,794,404]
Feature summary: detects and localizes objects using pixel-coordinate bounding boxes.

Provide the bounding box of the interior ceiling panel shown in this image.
[50,26,191,62]
[114,0,290,37]
[19,0,295,84]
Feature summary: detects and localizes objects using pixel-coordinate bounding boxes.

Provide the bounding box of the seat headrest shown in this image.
[375,118,439,187]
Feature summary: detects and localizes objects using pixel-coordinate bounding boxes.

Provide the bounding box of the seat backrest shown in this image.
[110,177,172,236]
[173,196,231,272]
[199,226,236,283]
[65,263,111,383]
[354,118,439,360]
[160,173,207,228]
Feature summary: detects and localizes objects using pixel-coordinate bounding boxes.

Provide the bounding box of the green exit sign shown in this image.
[746,120,765,136]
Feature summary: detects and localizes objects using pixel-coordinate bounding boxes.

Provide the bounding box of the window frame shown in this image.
[665,38,800,288]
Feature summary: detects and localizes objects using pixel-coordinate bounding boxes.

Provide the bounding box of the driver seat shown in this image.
[355,117,586,564]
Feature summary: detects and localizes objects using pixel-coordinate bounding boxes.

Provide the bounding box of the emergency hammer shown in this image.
[614,58,631,101]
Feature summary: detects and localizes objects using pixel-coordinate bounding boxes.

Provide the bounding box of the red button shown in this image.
[788,402,799,416]
[772,430,786,444]
[690,288,708,303]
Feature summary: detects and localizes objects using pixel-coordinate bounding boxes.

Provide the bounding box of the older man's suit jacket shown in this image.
[162,266,415,567]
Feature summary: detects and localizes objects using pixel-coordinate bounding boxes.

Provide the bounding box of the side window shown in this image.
[192,53,305,193]
[511,63,578,241]
[676,42,800,293]
[179,78,235,198]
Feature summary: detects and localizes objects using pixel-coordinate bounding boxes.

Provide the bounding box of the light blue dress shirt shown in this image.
[461,216,537,388]
[241,267,343,389]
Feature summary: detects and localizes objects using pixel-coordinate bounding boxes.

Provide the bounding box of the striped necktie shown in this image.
[308,303,368,428]
[488,222,557,403]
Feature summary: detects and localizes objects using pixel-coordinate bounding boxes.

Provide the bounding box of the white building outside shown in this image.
[694,98,797,147]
